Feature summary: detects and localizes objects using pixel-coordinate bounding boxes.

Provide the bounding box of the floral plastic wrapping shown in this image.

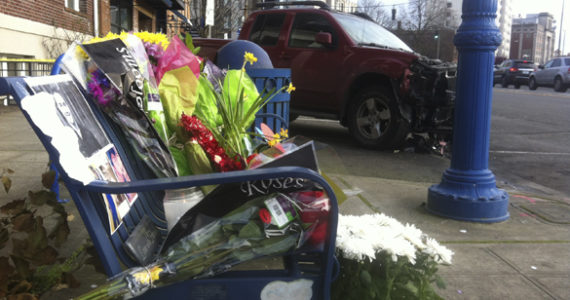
[79,38,178,178]
[123,34,170,143]
[78,192,331,300]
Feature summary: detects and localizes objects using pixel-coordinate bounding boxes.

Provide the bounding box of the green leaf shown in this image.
[8,280,33,295]
[237,221,263,239]
[10,255,32,279]
[28,190,56,206]
[435,275,446,289]
[41,171,56,190]
[27,217,49,252]
[184,33,195,52]
[0,224,10,249]
[49,217,70,247]
[1,175,11,193]
[31,246,58,266]
[11,238,29,259]
[62,272,81,288]
[360,269,372,285]
[0,257,15,283]
[11,213,35,233]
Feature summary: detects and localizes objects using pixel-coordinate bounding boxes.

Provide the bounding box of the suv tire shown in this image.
[529,77,538,90]
[554,77,567,92]
[501,76,509,88]
[348,87,409,149]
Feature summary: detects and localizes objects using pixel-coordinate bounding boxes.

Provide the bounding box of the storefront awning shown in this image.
[146,0,184,10]
[171,9,192,26]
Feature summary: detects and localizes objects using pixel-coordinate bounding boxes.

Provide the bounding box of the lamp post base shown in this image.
[427,169,510,223]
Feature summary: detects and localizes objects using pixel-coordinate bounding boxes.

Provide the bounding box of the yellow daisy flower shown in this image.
[279,128,289,138]
[244,51,258,65]
[286,82,296,94]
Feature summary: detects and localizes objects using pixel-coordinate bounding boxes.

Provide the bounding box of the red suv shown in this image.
[195,2,456,149]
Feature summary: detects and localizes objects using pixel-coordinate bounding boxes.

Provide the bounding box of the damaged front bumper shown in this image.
[401,57,457,154]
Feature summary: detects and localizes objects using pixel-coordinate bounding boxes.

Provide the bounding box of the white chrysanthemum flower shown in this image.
[422,237,454,265]
[401,223,425,250]
[336,213,453,266]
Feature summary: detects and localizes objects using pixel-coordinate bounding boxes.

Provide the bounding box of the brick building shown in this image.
[0,0,186,60]
[510,13,555,65]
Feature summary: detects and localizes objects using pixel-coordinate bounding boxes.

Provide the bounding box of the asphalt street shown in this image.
[289,86,570,201]
[490,86,570,200]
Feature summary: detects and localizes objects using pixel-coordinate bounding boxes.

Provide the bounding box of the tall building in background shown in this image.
[495,0,512,59]
[445,0,512,59]
[325,0,357,12]
[510,13,555,64]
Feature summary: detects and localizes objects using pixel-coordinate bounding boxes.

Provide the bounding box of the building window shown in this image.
[110,0,133,33]
[65,0,80,11]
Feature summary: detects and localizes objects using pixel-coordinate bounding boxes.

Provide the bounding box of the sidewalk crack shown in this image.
[486,248,560,300]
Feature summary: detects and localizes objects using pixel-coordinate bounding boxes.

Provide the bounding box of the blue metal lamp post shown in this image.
[427,0,509,222]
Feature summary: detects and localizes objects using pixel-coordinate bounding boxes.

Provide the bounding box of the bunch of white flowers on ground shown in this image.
[332,213,454,300]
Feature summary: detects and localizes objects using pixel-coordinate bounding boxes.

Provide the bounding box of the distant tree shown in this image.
[398,0,449,57]
[402,0,447,32]
[357,0,392,28]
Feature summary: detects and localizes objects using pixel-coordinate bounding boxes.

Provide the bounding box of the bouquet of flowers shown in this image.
[78,191,331,300]
[61,31,294,182]
[333,214,453,300]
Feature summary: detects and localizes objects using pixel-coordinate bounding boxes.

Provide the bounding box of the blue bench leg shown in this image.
[50,162,68,203]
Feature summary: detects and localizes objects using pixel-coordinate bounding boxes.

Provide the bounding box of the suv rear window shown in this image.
[249,14,286,46]
[514,62,534,68]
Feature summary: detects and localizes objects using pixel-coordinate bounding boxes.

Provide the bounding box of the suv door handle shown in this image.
[280,52,292,60]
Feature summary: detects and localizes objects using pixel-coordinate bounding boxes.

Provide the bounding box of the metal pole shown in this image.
[437,36,441,59]
[559,0,565,54]
[427,0,509,222]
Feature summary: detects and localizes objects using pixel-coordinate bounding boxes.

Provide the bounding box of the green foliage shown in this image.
[180,33,201,56]
[0,171,86,299]
[332,250,446,300]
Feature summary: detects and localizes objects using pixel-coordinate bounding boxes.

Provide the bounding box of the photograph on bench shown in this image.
[21,76,138,233]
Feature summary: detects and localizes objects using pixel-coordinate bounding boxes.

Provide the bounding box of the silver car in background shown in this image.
[529,57,570,92]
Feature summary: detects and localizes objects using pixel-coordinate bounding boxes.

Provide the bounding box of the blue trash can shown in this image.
[246,68,291,133]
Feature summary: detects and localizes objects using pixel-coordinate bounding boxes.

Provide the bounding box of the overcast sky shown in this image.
[372,0,570,54]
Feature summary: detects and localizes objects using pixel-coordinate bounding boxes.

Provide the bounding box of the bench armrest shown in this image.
[81,166,335,198]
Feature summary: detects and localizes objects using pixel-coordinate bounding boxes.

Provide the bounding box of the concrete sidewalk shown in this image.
[1,103,569,299]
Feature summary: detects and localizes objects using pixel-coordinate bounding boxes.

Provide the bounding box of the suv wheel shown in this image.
[529,77,538,90]
[501,76,509,88]
[554,77,567,92]
[348,87,409,149]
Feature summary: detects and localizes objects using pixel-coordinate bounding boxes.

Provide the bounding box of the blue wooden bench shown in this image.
[0,74,338,299]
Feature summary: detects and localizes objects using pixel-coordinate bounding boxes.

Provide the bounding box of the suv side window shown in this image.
[564,58,570,66]
[544,60,553,68]
[289,13,337,48]
[249,13,286,46]
[551,59,561,67]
